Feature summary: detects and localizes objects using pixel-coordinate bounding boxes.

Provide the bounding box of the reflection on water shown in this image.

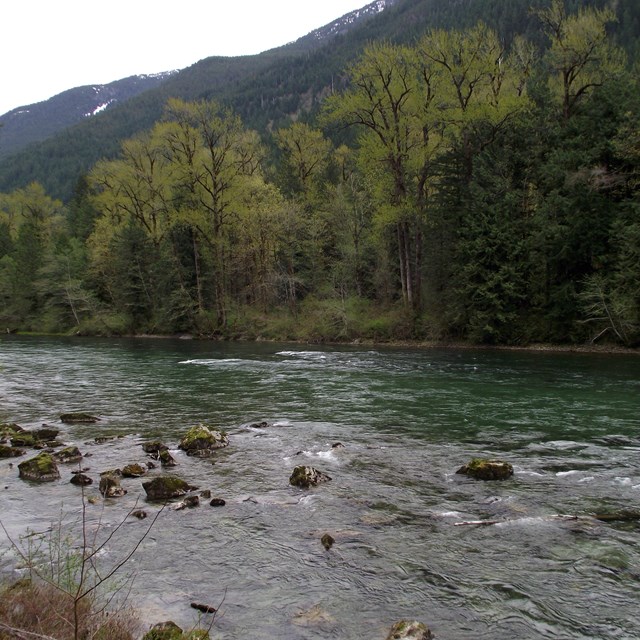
[0,336,639,639]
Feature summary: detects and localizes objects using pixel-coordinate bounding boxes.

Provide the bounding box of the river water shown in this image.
[0,336,639,639]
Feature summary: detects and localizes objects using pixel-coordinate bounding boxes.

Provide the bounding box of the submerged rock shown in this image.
[60,412,100,424]
[142,476,194,501]
[456,458,514,481]
[18,453,60,482]
[249,421,270,429]
[131,509,148,519]
[386,620,433,640]
[209,497,226,507]
[53,446,82,464]
[179,424,229,457]
[289,465,332,488]
[321,533,335,550]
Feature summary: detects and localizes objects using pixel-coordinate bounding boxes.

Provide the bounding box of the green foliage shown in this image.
[0,2,638,347]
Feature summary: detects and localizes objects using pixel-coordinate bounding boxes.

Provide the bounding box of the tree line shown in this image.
[1,0,638,346]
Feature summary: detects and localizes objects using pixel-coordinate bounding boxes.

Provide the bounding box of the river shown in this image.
[0,336,639,639]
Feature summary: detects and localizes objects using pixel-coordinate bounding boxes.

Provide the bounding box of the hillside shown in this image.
[0,0,638,201]
[0,73,176,160]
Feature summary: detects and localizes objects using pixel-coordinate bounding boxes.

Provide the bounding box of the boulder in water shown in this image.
[99,473,127,497]
[179,424,229,457]
[122,463,147,478]
[159,449,177,467]
[70,473,93,486]
[142,441,168,455]
[289,465,332,488]
[142,476,195,501]
[456,458,514,481]
[18,453,60,482]
[53,446,83,464]
[386,620,433,640]
[210,497,226,507]
[0,444,25,458]
[33,426,60,441]
[321,533,335,550]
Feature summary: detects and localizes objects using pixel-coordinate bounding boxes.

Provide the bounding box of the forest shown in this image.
[0,0,638,347]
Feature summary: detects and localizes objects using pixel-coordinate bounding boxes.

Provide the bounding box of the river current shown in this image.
[0,336,639,639]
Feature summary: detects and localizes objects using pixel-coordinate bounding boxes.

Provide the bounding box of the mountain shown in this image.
[0,73,176,159]
[0,1,395,163]
[0,0,637,202]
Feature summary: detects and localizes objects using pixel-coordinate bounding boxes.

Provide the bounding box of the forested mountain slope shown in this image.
[1,0,637,201]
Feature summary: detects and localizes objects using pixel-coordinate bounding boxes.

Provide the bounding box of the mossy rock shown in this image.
[10,433,35,447]
[18,452,60,482]
[53,446,83,464]
[386,620,433,640]
[142,476,194,501]
[456,458,514,481]
[60,412,100,424]
[142,441,168,454]
[178,424,229,456]
[0,444,25,458]
[122,463,147,477]
[159,449,176,467]
[142,621,183,640]
[289,465,332,488]
[99,473,127,498]
[33,426,60,441]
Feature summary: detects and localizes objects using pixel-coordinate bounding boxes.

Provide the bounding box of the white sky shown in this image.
[1,0,370,115]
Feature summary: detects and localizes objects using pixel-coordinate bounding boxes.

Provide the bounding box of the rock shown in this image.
[100,468,122,477]
[122,463,147,478]
[53,446,83,464]
[93,436,115,444]
[70,473,93,486]
[200,489,211,499]
[142,476,194,501]
[456,458,514,481]
[60,413,100,424]
[18,453,60,482]
[190,602,216,613]
[159,449,176,467]
[131,509,148,520]
[99,473,127,498]
[179,424,229,457]
[33,426,60,441]
[0,444,25,458]
[332,442,345,449]
[10,433,35,447]
[142,441,168,455]
[289,465,332,488]
[249,421,270,429]
[321,533,335,550]
[183,495,200,508]
[386,620,433,640]
[210,498,226,507]
[142,621,183,640]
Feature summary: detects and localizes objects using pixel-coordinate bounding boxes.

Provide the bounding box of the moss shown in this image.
[142,476,193,500]
[18,452,60,482]
[456,458,514,480]
[0,444,25,458]
[178,424,229,454]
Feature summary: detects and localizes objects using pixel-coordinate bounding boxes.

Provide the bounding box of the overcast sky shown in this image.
[1,0,370,115]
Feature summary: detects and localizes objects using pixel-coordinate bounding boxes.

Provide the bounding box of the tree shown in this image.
[535,0,625,120]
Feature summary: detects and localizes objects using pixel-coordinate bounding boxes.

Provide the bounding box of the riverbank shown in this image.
[4,329,639,356]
